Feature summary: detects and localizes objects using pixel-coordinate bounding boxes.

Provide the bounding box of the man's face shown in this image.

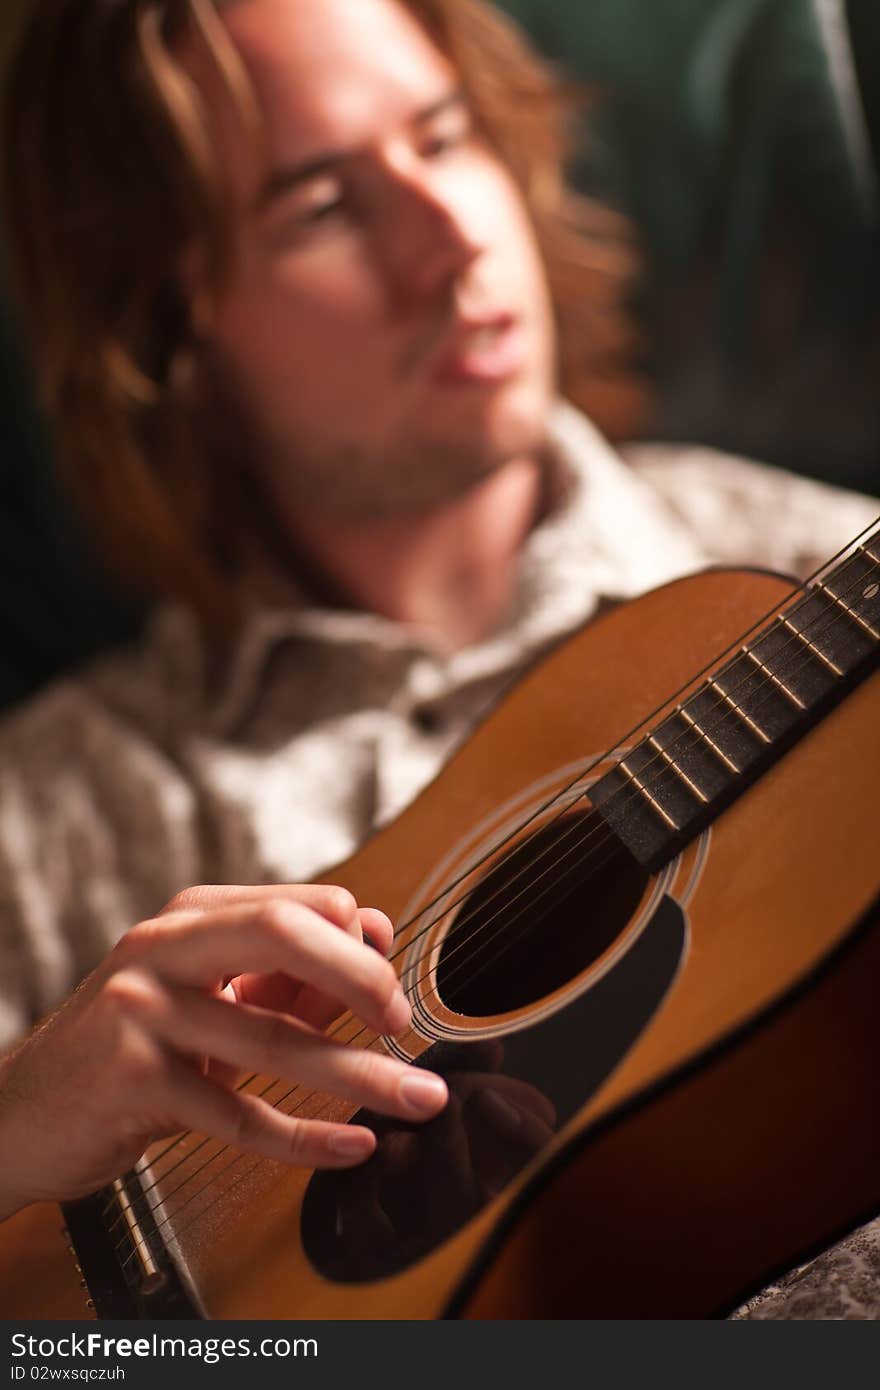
[189,0,557,520]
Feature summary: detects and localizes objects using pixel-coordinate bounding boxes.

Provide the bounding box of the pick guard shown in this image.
[302,893,687,1282]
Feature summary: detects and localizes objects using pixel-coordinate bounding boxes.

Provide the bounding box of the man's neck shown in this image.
[280,457,546,650]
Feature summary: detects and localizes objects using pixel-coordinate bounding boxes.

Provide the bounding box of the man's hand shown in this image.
[0,883,448,1221]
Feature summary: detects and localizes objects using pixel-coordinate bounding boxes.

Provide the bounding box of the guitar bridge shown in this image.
[62,1169,199,1319]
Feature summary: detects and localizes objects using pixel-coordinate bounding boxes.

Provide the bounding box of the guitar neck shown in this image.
[590,535,880,871]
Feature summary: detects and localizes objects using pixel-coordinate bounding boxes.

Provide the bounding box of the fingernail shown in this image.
[399,1071,448,1117]
[385,989,412,1034]
[327,1127,375,1160]
[363,910,394,953]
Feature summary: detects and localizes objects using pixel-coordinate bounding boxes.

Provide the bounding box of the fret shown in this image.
[590,527,880,873]
[646,733,709,804]
[674,703,741,774]
[786,585,876,674]
[779,615,843,677]
[706,677,772,744]
[741,646,805,709]
[685,679,772,767]
[647,710,732,805]
[857,539,880,568]
[816,581,880,641]
[748,614,838,709]
[617,759,679,830]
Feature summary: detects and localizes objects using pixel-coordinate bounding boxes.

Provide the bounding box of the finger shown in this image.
[227,981,351,1033]
[226,909,393,1022]
[129,901,411,1036]
[233,979,349,1034]
[158,883,365,936]
[222,899,392,953]
[160,1054,378,1169]
[232,971,306,1014]
[138,980,448,1123]
[284,984,349,1033]
[359,909,394,956]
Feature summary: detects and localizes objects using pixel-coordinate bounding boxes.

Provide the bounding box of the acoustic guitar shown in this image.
[2,526,880,1320]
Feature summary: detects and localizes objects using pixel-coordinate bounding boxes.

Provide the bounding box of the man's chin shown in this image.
[481,376,553,460]
[401,411,551,513]
[280,379,555,521]
[433,376,552,483]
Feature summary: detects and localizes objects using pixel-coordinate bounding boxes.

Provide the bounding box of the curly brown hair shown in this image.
[3,0,644,625]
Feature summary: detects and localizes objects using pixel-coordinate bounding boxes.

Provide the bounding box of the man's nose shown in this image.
[377,169,484,304]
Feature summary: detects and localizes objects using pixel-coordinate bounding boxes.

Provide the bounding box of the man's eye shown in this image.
[269,172,351,235]
[422,134,458,157]
[420,109,474,158]
[265,187,353,248]
[302,197,345,223]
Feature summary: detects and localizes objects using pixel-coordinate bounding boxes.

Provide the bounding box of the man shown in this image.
[0,0,877,1314]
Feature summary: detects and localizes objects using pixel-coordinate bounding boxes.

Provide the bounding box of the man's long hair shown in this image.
[3,0,643,624]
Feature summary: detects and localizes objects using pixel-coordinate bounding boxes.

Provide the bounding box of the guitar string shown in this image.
[256,547,880,1137]
[108,744,608,1228]
[107,763,603,1233]
[139,540,880,1260]
[118,581,878,1267]
[116,537,880,1258]
[113,530,880,1240]
[125,831,631,1264]
[104,756,597,1231]
[139,574,868,1264]
[113,777,599,1234]
[126,763,697,1267]
[113,530,880,1250]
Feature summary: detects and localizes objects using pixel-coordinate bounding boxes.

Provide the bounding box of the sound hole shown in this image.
[436,810,650,1016]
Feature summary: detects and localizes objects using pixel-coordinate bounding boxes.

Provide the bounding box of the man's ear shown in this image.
[179,241,216,338]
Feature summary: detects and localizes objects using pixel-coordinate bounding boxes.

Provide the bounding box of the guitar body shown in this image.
[3,567,879,1319]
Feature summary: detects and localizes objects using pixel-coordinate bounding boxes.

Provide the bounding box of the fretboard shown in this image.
[590,533,880,871]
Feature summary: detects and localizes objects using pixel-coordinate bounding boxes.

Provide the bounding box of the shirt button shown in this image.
[412,705,442,734]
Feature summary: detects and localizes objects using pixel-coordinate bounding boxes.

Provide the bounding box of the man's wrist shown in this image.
[0,1058,37,1220]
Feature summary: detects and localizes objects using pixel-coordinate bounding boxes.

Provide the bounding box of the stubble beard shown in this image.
[266,434,516,523]
[201,339,554,524]
[259,383,554,524]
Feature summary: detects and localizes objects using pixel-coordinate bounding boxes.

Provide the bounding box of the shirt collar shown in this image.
[186,402,708,734]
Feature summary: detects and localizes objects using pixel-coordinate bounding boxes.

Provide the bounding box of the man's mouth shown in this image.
[430,313,526,386]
